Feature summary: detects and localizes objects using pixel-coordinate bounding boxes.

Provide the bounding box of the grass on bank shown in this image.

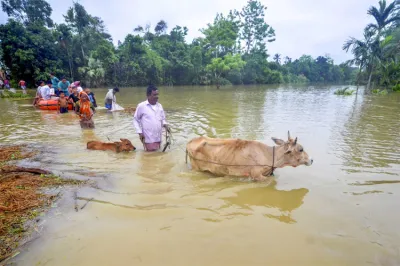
[0,90,34,99]
[0,145,85,263]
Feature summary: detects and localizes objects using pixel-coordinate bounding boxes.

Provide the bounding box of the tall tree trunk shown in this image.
[61,41,74,80]
[68,57,74,80]
[67,47,74,80]
[78,31,85,63]
[367,70,373,92]
[356,66,362,95]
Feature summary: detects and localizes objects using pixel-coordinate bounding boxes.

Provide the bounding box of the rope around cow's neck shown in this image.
[185,146,277,175]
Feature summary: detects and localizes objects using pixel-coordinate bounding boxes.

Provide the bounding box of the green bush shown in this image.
[372,89,388,95]
[334,87,354,95]
[392,84,400,92]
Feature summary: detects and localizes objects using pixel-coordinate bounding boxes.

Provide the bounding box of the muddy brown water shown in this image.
[1,85,400,265]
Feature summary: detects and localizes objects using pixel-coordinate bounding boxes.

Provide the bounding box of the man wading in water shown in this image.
[104,87,119,110]
[133,85,169,151]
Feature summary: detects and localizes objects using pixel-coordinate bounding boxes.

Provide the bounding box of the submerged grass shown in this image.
[0,145,85,263]
[0,90,33,99]
[334,87,355,95]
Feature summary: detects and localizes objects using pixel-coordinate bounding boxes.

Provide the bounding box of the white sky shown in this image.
[0,0,385,63]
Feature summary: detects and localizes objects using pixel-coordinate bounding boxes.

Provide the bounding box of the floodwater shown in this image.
[1,85,400,265]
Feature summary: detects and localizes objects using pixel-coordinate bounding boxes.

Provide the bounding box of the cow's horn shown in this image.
[288,131,291,140]
[294,137,297,145]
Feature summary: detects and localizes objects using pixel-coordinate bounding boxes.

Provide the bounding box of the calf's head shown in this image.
[271,131,313,167]
[117,138,136,152]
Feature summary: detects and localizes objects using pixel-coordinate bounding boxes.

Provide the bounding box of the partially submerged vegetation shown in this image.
[0,145,85,263]
[372,89,388,95]
[391,84,400,92]
[334,87,355,95]
[0,90,34,99]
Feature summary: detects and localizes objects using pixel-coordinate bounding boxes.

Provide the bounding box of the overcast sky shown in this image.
[0,0,385,63]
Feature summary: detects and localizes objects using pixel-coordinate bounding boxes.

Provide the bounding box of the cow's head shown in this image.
[271,131,313,167]
[118,138,136,152]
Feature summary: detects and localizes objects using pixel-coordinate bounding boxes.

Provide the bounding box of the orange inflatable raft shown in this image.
[37,98,74,111]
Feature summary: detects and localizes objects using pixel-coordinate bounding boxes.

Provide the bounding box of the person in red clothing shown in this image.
[18,80,27,94]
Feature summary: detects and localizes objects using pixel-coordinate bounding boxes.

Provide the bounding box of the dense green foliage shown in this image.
[343,0,400,92]
[0,0,356,88]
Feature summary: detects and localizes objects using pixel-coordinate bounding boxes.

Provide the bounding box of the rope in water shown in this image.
[185,146,276,172]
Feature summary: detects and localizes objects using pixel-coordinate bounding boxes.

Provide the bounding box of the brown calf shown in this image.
[87,138,136,153]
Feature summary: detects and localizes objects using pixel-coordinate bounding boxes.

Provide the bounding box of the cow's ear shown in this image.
[272,137,285,145]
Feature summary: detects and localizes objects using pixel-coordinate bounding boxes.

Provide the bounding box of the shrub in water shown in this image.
[334,87,354,95]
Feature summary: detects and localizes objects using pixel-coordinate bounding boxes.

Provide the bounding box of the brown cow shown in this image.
[186,131,313,182]
[87,138,136,153]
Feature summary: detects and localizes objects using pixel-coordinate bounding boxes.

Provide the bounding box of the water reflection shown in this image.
[137,151,175,182]
[233,86,267,140]
[340,93,400,174]
[221,181,309,224]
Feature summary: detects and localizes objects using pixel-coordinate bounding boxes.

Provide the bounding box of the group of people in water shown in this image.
[31,73,168,152]
[32,73,114,129]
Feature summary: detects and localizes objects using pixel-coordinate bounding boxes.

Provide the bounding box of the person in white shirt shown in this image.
[39,81,51,100]
[133,85,169,151]
[104,87,119,110]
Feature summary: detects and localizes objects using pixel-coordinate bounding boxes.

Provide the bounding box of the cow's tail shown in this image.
[185,148,188,164]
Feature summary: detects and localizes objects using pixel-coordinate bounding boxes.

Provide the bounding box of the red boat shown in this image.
[37,98,74,111]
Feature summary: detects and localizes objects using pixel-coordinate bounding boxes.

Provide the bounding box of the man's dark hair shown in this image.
[61,76,66,80]
[50,73,55,76]
[113,87,120,92]
[146,84,158,96]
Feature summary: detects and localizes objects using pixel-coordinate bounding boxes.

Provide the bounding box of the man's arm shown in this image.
[104,91,110,104]
[133,105,143,134]
[160,105,168,128]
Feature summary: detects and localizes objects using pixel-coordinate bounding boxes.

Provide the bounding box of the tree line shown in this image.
[0,0,358,88]
[343,0,400,92]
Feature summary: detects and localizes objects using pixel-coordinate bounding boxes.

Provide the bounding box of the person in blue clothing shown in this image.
[58,77,70,96]
[50,73,59,91]
[84,87,97,107]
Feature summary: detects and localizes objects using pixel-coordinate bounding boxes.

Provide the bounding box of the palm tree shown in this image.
[366,0,400,38]
[343,0,399,92]
[78,57,105,87]
[343,30,379,93]
[273,53,281,64]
